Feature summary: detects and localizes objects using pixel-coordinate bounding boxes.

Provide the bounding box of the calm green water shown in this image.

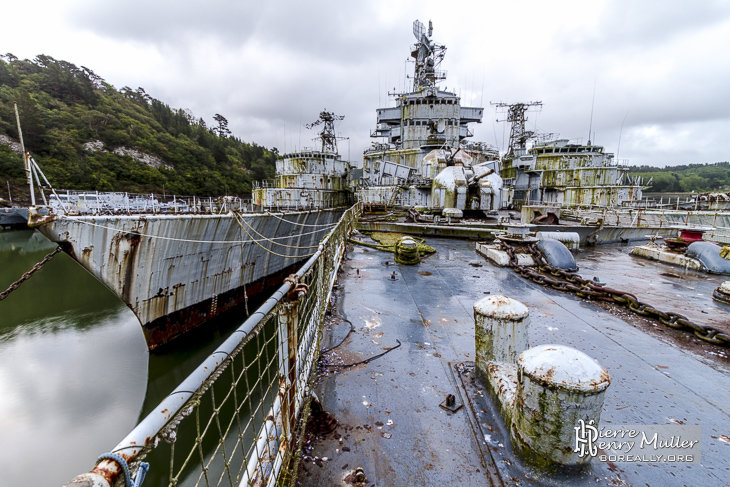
[0,229,253,487]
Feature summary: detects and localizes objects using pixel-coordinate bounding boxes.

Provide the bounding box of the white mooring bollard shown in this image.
[474,295,529,367]
[511,344,611,468]
[713,281,730,305]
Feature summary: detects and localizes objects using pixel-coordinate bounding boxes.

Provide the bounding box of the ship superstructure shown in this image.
[253,111,352,210]
[360,20,501,213]
[498,102,644,210]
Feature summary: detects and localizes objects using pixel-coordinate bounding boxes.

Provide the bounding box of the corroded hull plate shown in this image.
[142,260,302,349]
[35,209,344,349]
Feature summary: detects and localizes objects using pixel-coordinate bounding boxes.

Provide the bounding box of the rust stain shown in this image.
[91,464,118,485]
[598,369,611,386]
[142,260,303,350]
[542,367,555,382]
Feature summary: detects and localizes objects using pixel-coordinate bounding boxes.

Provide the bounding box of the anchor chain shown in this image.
[500,241,730,348]
[0,246,63,301]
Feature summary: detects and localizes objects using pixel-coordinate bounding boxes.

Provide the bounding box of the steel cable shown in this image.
[59,214,333,244]
[0,246,62,301]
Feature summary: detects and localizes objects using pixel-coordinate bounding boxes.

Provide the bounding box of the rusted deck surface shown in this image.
[298,237,730,486]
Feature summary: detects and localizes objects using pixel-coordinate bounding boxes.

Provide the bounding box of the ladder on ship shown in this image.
[386,178,409,210]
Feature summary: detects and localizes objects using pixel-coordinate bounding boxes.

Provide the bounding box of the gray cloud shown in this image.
[4,1,728,166]
[559,0,730,52]
[67,1,397,66]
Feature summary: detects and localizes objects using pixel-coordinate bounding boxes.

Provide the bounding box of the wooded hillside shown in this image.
[629,162,730,193]
[0,54,276,202]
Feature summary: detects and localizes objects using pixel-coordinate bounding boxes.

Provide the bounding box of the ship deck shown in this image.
[298,235,730,486]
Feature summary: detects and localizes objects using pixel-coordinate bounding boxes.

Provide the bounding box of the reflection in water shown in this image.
[0,229,263,486]
[0,230,127,337]
[0,231,148,486]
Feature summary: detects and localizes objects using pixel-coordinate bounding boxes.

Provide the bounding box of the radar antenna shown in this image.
[305,109,345,153]
[410,19,447,91]
[491,102,543,156]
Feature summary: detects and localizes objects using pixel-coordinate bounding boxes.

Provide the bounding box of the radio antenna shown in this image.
[588,78,596,145]
[616,110,629,162]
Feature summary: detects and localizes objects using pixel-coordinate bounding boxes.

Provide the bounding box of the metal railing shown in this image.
[43,190,255,216]
[64,203,361,487]
[561,207,730,230]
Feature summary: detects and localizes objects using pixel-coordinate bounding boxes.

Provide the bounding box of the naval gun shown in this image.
[427,145,503,214]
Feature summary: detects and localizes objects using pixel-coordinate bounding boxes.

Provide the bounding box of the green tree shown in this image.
[212,114,231,138]
[680,175,708,192]
[646,172,678,192]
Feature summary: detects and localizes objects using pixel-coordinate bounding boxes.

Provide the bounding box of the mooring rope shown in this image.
[264,210,341,228]
[58,214,333,245]
[234,213,319,259]
[232,211,327,249]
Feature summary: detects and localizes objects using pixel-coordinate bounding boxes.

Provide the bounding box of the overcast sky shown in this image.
[3,0,729,167]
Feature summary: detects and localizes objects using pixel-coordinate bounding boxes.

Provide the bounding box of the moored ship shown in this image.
[496,101,645,212]
[253,110,353,210]
[358,21,648,221]
[29,111,351,350]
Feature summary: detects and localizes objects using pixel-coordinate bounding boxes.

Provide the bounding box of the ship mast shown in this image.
[492,101,542,156]
[410,20,447,92]
[305,110,344,154]
[14,103,35,206]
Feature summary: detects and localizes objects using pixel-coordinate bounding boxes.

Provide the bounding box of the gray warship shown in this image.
[357,21,650,225]
[496,101,645,211]
[28,111,351,350]
[252,110,352,210]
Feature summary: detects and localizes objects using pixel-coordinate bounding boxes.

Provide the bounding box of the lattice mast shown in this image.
[305,110,345,153]
[492,102,543,156]
[410,20,447,91]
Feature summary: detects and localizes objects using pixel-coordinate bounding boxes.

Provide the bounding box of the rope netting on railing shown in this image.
[65,203,360,487]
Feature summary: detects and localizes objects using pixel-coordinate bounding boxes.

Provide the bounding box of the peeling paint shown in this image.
[511,344,610,469]
[35,210,343,349]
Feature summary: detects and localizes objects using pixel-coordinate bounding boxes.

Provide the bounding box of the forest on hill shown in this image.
[628,162,730,193]
[0,54,276,202]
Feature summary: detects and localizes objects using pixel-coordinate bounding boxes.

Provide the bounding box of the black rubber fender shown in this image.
[686,241,730,274]
[537,238,578,272]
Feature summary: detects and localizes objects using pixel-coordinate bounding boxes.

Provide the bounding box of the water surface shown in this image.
[0,230,253,486]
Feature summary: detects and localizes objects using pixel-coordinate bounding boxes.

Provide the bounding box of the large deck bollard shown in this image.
[474,295,530,422]
[474,295,611,470]
[394,236,421,265]
[511,344,611,469]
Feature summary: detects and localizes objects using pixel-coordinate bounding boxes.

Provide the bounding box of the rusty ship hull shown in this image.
[34,209,343,349]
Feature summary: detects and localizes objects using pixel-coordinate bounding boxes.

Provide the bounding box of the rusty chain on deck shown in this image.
[0,246,63,301]
[501,241,730,348]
